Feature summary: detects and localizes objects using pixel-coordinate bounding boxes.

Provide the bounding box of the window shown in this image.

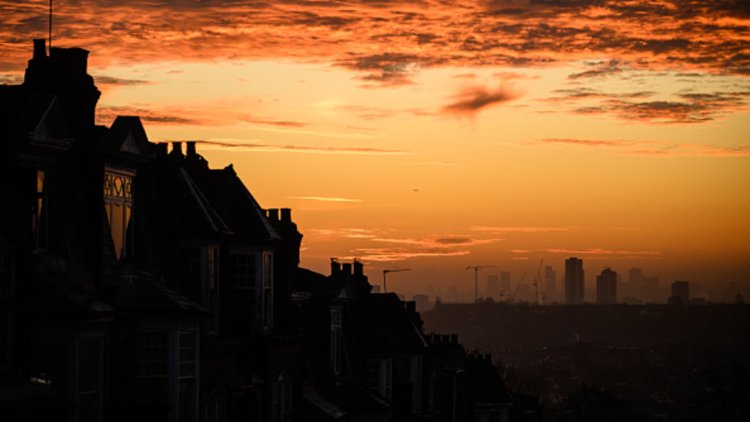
[177,248,202,301]
[228,251,255,302]
[103,168,134,260]
[32,170,48,251]
[77,337,103,422]
[366,358,392,401]
[262,252,273,330]
[0,242,14,370]
[330,307,342,375]
[205,246,219,332]
[136,331,168,400]
[179,332,198,422]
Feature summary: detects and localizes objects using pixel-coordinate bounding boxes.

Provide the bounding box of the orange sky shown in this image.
[2,0,749,300]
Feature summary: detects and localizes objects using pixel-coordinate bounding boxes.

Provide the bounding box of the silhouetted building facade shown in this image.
[671,280,690,305]
[487,274,499,298]
[544,265,556,302]
[565,258,585,304]
[596,268,617,304]
[0,39,516,422]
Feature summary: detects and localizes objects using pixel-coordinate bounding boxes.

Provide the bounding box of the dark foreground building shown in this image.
[0,40,515,422]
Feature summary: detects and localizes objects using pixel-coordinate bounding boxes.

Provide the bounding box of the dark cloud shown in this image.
[442,84,520,115]
[92,75,152,86]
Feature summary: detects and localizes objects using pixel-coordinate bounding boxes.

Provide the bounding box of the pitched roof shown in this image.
[352,293,427,354]
[106,116,152,157]
[187,165,280,242]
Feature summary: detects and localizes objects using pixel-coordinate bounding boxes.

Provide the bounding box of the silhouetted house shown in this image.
[1,39,516,422]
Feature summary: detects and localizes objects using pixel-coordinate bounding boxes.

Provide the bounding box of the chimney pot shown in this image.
[171,141,183,156]
[154,143,168,157]
[280,208,291,222]
[186,141,197,157]
[33,39,46,60]
[406,301,416,313]
[330,258,341,276]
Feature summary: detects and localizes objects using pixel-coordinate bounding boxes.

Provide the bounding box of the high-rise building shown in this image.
[596,268,617,304]
[544,266,556,301]
[565,257,584,304]
[487,274,499,297]
[500,272,511,293]
[671,280,690,304]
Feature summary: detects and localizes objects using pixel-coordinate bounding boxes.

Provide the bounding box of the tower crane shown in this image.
[382,269,411,293]
[532,258,544,305]
[466,265,496,302]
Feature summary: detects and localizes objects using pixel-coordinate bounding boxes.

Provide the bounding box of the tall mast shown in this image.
[49,0,52,49]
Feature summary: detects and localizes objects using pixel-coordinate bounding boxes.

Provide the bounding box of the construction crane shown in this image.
[532,259,544,305]
[466,265,496,302]
[382,269,411,293]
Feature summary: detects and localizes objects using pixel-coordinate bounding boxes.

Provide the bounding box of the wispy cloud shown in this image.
[544,248,663,259]
[189,139,410,156]
[538,138,750,157]
[470,226,573,233]
[288,196,363,203]
[442,84,520,116]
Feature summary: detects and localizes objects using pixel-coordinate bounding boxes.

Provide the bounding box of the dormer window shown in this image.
[32,170,48,251]
[103,168,134,260]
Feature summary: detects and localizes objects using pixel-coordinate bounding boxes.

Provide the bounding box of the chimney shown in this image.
[330,258,341,276]
[342,263,352,276]
[280,208,291,222]
[268,208,279,221]
[171,141,183,156]
[154,143,168,157]
[406,301,416,313]
[33,39,46,60]
[186,141,197,157]
[353,259,363,277]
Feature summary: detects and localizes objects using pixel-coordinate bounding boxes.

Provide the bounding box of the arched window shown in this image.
[103,168,134,260]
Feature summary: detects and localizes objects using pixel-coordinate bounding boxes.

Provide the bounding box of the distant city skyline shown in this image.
[1,0,748,295]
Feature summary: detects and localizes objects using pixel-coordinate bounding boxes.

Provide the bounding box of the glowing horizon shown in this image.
[2,0,748,300]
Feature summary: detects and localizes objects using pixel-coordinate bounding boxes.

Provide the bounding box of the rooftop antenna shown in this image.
[48,0,53,50]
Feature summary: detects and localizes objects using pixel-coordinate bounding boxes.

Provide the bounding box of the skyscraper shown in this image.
[596,268,617,304]
[565,257,584,304]
[671,280,690,304]
[544,265,556,301]
[500,272,511,292]
[487,274,499,297]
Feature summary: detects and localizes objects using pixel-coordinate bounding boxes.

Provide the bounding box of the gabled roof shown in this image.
[106,116,152,157]
[180,167,231,236]
[187,165,280,242]
[353,293,427,354]
[17,93,72,142]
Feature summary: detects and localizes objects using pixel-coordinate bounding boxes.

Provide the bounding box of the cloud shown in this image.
[168,139,410,155]
[0,0,743,80]
[441,84,520,116]
[537,138,750,157]
[92,74,152,86]
[346,248,471,262]
[544,248,663,259]
[469,226,573,233]
[288,196,363,202]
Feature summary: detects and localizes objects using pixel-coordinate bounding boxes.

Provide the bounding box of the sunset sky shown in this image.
[2,0,749,300]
